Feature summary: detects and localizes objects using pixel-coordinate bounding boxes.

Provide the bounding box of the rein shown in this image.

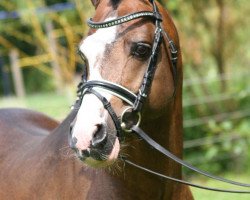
[127,126,250,193]
[75,0,250,194]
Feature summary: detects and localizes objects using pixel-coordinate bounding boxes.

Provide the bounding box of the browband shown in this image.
[87,11,159,29]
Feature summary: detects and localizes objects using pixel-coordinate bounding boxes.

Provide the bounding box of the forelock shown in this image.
[110,0,121,8]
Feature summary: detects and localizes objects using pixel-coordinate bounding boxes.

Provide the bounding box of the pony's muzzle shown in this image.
[69,121,111,161]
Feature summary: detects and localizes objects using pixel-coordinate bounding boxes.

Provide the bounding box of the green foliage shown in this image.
[0,0,93,94]
[23,68,55,93]
[160,0,250,174]
[191,174,250,200]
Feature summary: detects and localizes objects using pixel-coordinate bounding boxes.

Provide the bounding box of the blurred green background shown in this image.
[0,0,249,199]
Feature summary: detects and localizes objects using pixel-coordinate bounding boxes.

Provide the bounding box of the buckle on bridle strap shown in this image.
[120,107,141,133]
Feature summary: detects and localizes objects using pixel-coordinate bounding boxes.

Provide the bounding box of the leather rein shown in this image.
[74,0,250,194]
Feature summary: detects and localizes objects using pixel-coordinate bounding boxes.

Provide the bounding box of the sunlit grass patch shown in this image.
[0,92,74,120]
[191,174,250,200]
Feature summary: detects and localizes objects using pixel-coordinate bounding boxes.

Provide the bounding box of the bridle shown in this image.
[73,0,250,194]
[76,0,177,138]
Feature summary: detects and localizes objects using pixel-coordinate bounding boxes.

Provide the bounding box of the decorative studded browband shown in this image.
[73,0,250,194]
[87,11,157,29]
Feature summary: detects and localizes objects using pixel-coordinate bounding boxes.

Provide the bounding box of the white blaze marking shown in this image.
[72,17,118,150]
[79,17,117,80]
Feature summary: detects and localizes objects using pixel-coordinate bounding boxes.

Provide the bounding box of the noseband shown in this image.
[74,0,250,194]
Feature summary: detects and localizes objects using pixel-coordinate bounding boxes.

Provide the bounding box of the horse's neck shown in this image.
[42,110,77,151]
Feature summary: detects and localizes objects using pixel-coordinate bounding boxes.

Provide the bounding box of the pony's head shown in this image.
[69,0,178,167]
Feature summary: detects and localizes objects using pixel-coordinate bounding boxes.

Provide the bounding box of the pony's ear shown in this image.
[91,0,100,8]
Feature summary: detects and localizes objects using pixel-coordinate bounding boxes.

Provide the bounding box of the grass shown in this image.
[0,92,74,120]
[1,92,250,199]
[190,174,250,200]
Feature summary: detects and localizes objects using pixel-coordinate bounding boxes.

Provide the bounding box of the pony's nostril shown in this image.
[78,149,90,161]
[91,124,107,148]
[81,149,90,157]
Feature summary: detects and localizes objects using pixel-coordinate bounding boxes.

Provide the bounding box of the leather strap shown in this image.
[88,11,157,29]
[124,159,250,194]
[129,125,250,193]
[85,88,123,140]
[80,80,137,105]
[133,25,163,112]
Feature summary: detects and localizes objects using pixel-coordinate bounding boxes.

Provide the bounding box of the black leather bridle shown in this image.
[74,0,250,194]
[76,0,177,138]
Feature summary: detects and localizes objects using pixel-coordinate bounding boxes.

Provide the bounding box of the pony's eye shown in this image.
[131,43,151,60]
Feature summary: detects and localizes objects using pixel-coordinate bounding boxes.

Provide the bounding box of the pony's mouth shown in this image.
[73,136,120,168]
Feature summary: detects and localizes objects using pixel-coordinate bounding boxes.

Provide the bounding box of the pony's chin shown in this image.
[83,157,117,168]
[82,138,120,168]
